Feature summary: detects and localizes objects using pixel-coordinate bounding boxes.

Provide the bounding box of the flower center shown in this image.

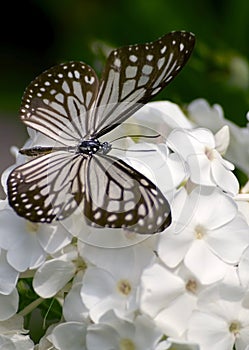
[72,256,87,272]
[229,321,241,337]
[194,224,206,239]
[204,146,215,161]
[120,338,135,350]
[26,221,39,233]
[117,279,132,296]
[186,279,197,294]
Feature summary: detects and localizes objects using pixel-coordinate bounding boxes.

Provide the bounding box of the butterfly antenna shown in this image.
[110,134,161,143]
[112,147,157,153]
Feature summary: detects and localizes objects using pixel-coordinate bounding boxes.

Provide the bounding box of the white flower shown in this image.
[0,202,71,272]
[158,187,249,283]
[140,261,215,338]
[188,98,249,175]
[0,315,34,349]
[187,286,249,350]
[48,321,88,350]
[80,245,154,322]
[86,311,162,350]
[167,127,239,195]
[188,99,226,131]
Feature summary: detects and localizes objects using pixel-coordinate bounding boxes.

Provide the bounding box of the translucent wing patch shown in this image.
[20,62,99,146]
[90,31,195,137]
[7,151,87,223]
[84,154,171,234]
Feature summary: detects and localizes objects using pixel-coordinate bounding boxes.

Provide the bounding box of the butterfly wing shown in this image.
[90,31,195,138]
[7,151,87,222]
[19,62,99,146]
[84,154,171,234]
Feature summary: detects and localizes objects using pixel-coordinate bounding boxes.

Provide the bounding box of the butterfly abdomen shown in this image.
[19,146,54,156]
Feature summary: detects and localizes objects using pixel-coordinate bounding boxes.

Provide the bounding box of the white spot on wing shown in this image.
[107,214,118,222]
[74,70,80,79]
[125,213,133,221]
[151,87,161,95]
[62,81,70,94]
[142,64,153,75]
[55,93,64,103]
[140,178,149,186]
[129,55,138,62]
[121,80,136,99]
[157,57,165,69]
[146,54,153,61]
[160,46,167,54]
[114,58,121,67]
[86,91,93,107]
[85,76,95,84]
[72,81,84,102]
[138,204,146,216]
[138,75,150,87]
[125,66,138,78]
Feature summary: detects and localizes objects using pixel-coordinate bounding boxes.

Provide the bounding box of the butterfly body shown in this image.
[77,139,111,155]
[7,31,195,234]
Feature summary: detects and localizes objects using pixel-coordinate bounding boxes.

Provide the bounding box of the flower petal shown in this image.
[185,240,227,284]
[33,258,76,298]
[211,158,239,195]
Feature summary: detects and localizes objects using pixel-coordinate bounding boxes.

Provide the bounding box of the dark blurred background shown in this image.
[1,0,249,197]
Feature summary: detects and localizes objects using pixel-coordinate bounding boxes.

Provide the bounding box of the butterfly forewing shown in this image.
[19,62,99,145]
[90,31,195,138]
[8,152,86,222]
[84,154,171,234]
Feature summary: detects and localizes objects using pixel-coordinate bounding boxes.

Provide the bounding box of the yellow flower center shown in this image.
[194,224,206,239]
[229,321,241,337]
[120,338,135,350]
[117,279,132,296]
[26,221,39,233]
[186,279,197,294]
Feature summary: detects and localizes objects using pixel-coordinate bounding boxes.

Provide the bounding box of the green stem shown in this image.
[18,297,44,317]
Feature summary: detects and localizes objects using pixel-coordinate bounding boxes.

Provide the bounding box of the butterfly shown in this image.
[7,31,195,234]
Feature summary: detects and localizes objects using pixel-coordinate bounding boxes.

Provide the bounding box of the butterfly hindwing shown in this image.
[19,62,99,146]
[90,31,195,137]
[84,154,171,234]
[7,151,86,222]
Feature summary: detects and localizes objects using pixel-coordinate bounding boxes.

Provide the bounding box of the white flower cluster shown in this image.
[1,99,249,350]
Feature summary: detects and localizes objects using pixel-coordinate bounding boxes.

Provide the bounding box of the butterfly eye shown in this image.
[7,31,195,234]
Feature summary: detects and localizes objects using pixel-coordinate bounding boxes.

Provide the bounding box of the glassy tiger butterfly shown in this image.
[7,31,195,234]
